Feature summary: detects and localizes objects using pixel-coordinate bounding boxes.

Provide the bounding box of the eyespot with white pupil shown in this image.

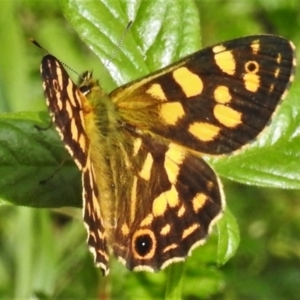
[135,234,152,256]
[132,229,156,259]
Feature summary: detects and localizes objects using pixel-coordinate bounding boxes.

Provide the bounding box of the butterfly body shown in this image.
[40,35,295,275]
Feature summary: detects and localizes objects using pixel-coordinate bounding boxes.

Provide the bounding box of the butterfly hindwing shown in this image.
[82,158,109,275]
[112,132,224,271]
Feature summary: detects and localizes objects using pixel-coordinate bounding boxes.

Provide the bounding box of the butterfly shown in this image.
[39,35,296,275]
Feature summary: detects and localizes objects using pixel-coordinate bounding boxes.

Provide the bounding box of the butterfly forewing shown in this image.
[39,35,295,275]
[41,55,88,168]
[112,35,296,154]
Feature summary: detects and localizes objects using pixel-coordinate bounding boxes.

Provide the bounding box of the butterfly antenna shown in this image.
[102,20,133,72]
[30,38,81,77]
[31,21,132,79]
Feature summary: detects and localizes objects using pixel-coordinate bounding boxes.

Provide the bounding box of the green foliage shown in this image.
[0,112,81,207]
[0,0,299,299]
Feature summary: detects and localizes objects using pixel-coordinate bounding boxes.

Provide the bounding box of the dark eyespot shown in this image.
[134,234,153,257]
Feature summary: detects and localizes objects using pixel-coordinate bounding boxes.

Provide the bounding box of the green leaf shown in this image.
[165,262,185,300]
[0,112,81,208]
[0,1,30,112]
[60,0,201,89]
[216,208,240,265]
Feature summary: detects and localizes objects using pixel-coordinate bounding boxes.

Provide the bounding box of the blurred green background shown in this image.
[0,0,300,299]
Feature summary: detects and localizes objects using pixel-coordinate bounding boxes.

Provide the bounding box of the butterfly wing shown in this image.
[41,55,110,275]
[40,34,295,275]
[112,132,224,271]
[112,35,296,155]
[40,51,225,273]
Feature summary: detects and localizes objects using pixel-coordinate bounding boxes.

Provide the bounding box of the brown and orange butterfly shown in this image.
[39,35,295,275]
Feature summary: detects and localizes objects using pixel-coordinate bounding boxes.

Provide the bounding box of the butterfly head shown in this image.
[78,71,99,96]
